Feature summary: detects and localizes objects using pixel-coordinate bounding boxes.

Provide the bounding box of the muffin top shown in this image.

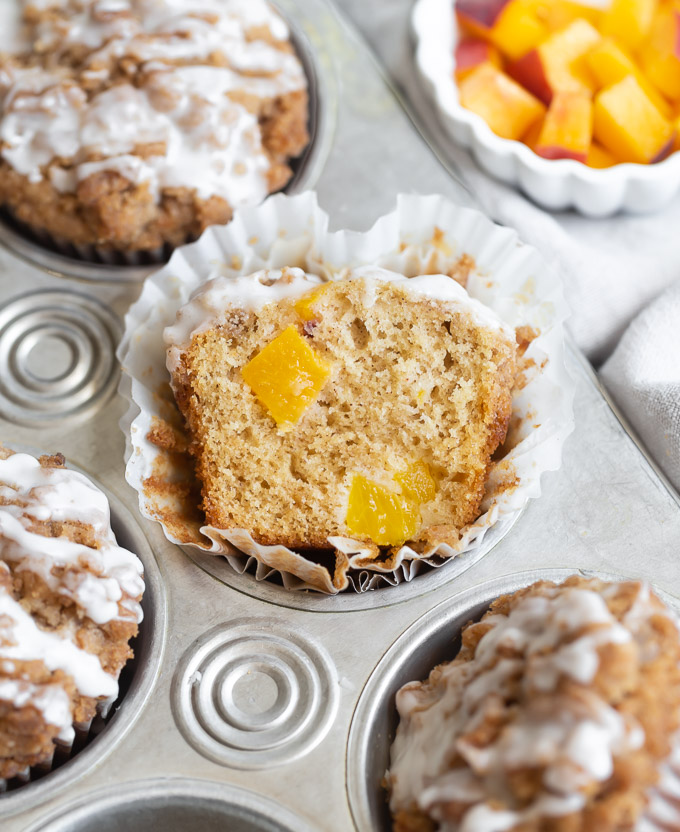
[0,446,144,776]
[388,576,680,832]
[0,0,308,249]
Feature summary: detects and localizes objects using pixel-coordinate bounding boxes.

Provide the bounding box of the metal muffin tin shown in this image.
[0,0,678,830]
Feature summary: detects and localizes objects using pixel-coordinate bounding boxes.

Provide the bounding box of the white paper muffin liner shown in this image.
[118,191,574,593]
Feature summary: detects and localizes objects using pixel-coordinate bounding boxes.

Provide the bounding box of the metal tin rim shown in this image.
[0,458,168,818]
[0,3,335,284]
[22,777,320,832]
[345,567,680,832]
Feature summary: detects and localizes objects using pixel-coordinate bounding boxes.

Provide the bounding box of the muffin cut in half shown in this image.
[165,266,517,556]
[387,576,680,832]
[0,446,144,780]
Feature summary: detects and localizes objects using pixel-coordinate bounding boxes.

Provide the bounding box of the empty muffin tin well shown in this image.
[24,779,319,832]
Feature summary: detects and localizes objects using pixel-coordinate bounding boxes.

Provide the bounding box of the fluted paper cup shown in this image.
[118,191,574,593]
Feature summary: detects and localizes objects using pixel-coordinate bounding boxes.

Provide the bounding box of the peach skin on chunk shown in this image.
[601,0,657,52]
[455,39,502,80]
[585,37,672,117]
[489,0,549,60]
[593,75,674,164]
[639,7,680,102]
[459,63,546,139]
[508,18,601,104]
[535,92,592,161]
[456,0,510,38]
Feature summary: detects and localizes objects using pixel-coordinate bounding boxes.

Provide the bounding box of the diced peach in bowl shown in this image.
[458,62,545,139]
[535,92,592,161]
[593,75,674,164]
[450,0,679,173]
[414,0,680,213]
[507,19,600,104]
[639,6,680,102]
[454,38,502,79]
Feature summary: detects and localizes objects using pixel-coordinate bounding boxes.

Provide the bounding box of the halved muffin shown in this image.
[164,266,516,555]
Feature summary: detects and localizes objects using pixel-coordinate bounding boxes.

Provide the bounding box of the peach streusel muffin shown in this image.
[387,576,680,832]
[164,266,516,556]
[0,0,309,253]
[0,446,144,779]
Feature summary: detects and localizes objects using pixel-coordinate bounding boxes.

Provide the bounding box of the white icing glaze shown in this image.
[164,267,323,367]
[163,265,512,370]
[0,0,306,205]
[388,583,662,832]
[346,265,513,337]
[0,453,144,625]
[0,678,74,743]
[0,582,117,700]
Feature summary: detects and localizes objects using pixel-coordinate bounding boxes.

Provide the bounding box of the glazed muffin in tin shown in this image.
[0,446,144,781]
[387,576,680,832]
[0,0,309,257]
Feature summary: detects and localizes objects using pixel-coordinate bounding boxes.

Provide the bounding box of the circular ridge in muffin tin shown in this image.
[172,618,338,769]
[0,289,121,426]
[0,466,167,819]
[0,5,331,281]
[24,778,320,832]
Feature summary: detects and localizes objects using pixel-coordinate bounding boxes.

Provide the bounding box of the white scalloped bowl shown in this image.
[413,0,680,217]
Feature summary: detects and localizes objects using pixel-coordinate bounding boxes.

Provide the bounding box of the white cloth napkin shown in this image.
[336,0,680,491]
[600,282,680,493]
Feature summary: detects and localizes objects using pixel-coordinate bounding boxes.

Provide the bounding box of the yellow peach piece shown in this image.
[522,115,545,150]
[241,325,331,427]
[535,92,593,161]
[490,0,549,60]
[586,142,618,167]
[345,475,419,546]
[395,462,437,503]
[294,283,331,322]
[531,0,603,31]
[593,75,674,164]
[639,8,680,101]
[508,18,601,104]
[585,38,672,117]
[601,0,657,52]
[459,63,546,140]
